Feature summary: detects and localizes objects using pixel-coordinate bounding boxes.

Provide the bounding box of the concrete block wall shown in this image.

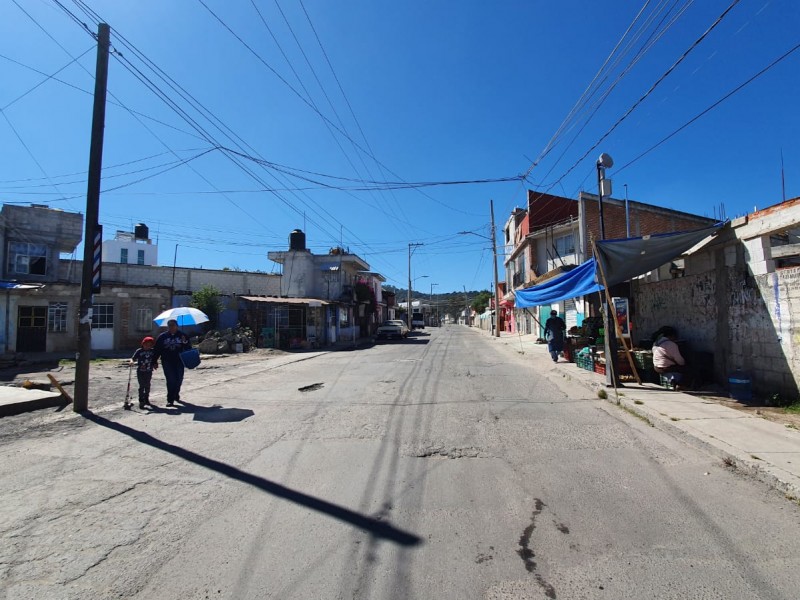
[2,283,171,353]
[634,253,800,399]
[58,261,281,296]
[632,272,718,350]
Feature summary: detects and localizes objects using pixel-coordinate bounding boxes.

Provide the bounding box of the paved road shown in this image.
[2,326,799,599]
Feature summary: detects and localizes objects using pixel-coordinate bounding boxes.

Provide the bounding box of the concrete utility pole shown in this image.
[407,243,423,329]
[490,199,501,338]
[74,23,110,412]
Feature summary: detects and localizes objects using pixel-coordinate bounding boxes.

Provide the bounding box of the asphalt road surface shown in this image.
[2,326,799,599]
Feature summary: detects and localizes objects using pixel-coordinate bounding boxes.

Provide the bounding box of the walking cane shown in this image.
[123,362,133,410]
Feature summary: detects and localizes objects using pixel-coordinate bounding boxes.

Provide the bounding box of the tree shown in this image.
[471,291,492,315]
[191,284,223,329]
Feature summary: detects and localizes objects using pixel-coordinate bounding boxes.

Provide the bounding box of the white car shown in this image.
[376,320,409,340]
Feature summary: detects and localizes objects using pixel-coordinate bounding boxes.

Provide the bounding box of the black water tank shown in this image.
[134,223,149,240]
[289,229,306,251]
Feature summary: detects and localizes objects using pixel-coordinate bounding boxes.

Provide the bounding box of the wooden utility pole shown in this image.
[74,23,110,412]
[490,199,501,338]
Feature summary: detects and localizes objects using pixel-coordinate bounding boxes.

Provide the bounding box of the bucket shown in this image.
[728,369,752,402]
[179,348,201,369]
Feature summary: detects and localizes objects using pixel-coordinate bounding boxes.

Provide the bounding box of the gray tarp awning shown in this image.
[594,223,724,287]
[515,222,725,307]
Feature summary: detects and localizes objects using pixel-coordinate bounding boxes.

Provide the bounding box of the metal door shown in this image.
[17,306,47,352]
[91,303,115,350]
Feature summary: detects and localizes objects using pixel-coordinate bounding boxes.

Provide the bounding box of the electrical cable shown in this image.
[616,39,800,173]
[546,0,743,191]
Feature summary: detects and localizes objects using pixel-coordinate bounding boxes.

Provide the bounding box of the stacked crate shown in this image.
[633,350,657,383]
[575,352,594,371]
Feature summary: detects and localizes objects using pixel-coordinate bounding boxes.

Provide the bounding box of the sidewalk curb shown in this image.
[607,393,800,500]
[481,327,800,501]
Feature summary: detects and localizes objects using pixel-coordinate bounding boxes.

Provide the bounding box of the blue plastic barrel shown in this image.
[728,369,752,402]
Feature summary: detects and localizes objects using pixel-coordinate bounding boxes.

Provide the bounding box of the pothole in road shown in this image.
[298,382,324,392]
[405,444,489,459]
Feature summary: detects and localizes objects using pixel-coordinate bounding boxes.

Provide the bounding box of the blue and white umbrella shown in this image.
[153,307,209,327]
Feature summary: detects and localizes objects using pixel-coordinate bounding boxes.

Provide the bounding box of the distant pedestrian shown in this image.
[153,319,192,406]
[544,310,566,362]
[131,336,158,409]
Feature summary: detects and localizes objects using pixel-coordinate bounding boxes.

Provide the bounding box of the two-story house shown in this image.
[1,204,83,352]
[239,229,386,348]
[505,190,716,337]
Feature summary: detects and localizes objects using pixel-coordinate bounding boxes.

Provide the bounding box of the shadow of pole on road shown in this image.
[83,411,424,547]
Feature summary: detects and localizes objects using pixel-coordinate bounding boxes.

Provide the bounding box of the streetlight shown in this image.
[430,282,438,326]
[407,243,424,329]
[458,199,501,338]
[596,152,619,387]
[409,274,427,327]
[596,153,613,240]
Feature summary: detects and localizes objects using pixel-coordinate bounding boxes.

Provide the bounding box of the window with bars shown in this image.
[7,242,47,275]
[48,302,68,332]
[91,303,114,329]
[120,248,128,264]
[137,249,145,265]
[136,307,153,331]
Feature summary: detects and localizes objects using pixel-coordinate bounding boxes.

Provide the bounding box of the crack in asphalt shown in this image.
[516,499,557,599]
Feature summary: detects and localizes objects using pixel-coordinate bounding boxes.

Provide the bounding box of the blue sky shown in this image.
[1,1,798,294]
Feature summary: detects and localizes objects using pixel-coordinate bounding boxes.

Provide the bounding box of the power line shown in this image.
[616,39,800,173]
[547,0,742,190]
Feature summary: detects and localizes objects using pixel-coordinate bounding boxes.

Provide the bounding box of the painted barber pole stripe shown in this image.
[92,225,102,293]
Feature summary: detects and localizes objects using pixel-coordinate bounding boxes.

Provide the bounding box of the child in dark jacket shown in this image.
[131,336,158,409]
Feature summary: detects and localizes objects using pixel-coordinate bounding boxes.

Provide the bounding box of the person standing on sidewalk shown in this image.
[130,336,158,409]
[153,319,191,406]
[544,310,566,363]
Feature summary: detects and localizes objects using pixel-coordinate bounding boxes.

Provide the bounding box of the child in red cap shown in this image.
[130,336,158,409]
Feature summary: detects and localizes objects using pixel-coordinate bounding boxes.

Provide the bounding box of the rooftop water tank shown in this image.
[289,229,306,251]
[134,223,149,240]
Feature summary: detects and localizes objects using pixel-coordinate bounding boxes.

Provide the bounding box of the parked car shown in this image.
[376,319,409,340]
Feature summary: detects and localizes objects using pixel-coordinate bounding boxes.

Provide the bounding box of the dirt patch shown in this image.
[695,392,800,430]
[0,348,291,442]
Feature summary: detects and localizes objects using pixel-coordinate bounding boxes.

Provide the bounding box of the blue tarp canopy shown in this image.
[514,222,725,308]
[515,258,602,308]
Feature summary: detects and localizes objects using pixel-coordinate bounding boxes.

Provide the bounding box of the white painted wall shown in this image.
[103,239,158,266]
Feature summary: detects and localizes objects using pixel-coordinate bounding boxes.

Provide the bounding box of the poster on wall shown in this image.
[612,297,630,338]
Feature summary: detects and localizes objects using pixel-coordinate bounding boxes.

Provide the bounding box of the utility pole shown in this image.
[490,199,501,338]
[74,23,111,412]
[407,243,423,330]
[596,153,619,388]
[430,282,438,327]
[462,285,470,327]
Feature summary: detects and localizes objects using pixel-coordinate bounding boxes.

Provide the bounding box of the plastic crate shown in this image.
[660,373,677,390]
[575,354,594,371]
[594,361,606,376]
[633,351,654,371]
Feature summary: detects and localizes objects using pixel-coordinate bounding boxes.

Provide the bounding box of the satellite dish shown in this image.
[597,153,614,169]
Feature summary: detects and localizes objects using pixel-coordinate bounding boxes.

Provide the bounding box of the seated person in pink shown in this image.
[652,326,688,388]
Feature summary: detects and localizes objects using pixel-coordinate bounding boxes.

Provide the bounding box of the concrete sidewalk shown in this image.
[483,328,800,498]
